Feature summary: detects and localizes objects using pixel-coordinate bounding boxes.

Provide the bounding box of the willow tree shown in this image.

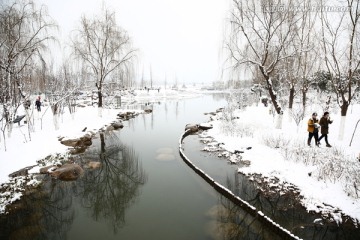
[72,9,136,112]
[0,0,56,149]
[320,0,360,117]
[227,0,302,121]
[0,0,56,116]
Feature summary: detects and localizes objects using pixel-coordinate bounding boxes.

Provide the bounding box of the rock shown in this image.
[118,111,137,120]
[185,124,199,133]
[8,165,36,178]
[240,160,251,166]
[8,168,28,178]
[199,123,213,130]
[50,164,83,181]
[118,112,127,118]
[69,147,86,155]
[106,125,115,131]
[39,166,57,174]
[144,109,152,113]
[112,121,123,129]
[60,139,78,147]
[87,161,101,169]
[61,135,92,149]
[234,150,244,154]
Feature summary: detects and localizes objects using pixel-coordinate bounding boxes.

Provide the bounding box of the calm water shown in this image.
[1,94,359,240]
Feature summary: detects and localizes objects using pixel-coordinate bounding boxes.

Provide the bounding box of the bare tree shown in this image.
[285,0,319,111]
[227,0,302,115]
[0,0,56,148]
[71,8,136,111]
[320,0,360,116]
[0,0,56,105]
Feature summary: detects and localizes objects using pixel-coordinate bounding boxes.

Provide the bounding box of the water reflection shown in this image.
[0,177,75,239]
[206,178,283,240]
[78,132,147,233]
[185,135,360,239]
[0,132,147,239]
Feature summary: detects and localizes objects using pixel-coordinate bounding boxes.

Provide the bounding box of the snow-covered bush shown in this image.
[262,134,360,198]
[261,133,291,149]
[220,121,254,138]
[288,104,305,127]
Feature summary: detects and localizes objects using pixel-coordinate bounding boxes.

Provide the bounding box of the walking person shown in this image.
[318,111,333,147]
[307,112,320,146]
[35,96,41,112]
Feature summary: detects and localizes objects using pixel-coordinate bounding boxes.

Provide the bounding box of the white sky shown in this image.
[37,0,230,85]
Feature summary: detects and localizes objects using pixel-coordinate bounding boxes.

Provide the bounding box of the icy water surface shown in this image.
[0,94,359,239]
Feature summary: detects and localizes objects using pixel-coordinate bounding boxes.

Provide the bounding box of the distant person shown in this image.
[35,96,41,112]
[307,112,320,147]
[318,112,333,147]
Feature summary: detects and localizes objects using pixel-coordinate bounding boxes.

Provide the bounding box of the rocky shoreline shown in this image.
[0,109,151,215]
[197,108,359,227]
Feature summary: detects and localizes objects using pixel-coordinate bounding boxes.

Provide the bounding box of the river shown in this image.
[0,94,359,239]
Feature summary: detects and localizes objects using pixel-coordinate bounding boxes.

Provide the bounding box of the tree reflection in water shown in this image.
[232,173,360,239]
[78,132,147,233]
[0,131,146,239]
[206,177,283,240]
[0,176,75,240]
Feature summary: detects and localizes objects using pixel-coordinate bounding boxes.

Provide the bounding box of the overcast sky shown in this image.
[37,0,230,85]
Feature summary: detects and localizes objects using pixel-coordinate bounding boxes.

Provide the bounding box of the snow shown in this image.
[1,87,360,225]
[0,88,203,214]
[203,102,360,222]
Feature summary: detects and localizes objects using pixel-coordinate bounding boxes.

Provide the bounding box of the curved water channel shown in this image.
[1,94,360,239]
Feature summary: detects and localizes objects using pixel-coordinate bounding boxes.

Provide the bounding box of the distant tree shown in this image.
[312,70,332,92]
[71,8,136,110]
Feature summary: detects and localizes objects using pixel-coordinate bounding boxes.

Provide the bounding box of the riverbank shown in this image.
[0,106,145,214]
[0,88,206,214]
[200,104,360,224]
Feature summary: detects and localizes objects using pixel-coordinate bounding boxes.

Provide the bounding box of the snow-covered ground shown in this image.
[1,88,359,225]
[0,88,205,214]
[202,102,360,224]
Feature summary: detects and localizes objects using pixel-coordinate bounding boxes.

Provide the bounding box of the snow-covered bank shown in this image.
[0,88,204,214]
[202,103,360,223]
[0,106,137,214]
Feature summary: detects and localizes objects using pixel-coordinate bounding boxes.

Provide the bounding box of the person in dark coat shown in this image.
[35,96,41,112]
[307,112,320,146]
[318,111,333,147]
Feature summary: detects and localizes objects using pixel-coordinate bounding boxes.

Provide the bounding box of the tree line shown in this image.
[226,0,360,117]
[0,0,136,149]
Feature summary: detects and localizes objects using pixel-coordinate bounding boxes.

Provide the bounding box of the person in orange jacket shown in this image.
[307,112,320,146]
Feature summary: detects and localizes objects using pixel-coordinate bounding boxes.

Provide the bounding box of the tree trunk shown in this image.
[338,116,346,141]
[288,87,295,109]
[98,90,103,107]
[268,86,282,114]
[262,73,282,115]
[100,133,105,153]
[302,90,306,109]
[340,101,349,116]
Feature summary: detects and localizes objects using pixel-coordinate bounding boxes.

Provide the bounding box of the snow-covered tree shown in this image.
[71,8,136,111]
[227,0,302,115]
[0,0,56,148]
[320,0,360,117]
